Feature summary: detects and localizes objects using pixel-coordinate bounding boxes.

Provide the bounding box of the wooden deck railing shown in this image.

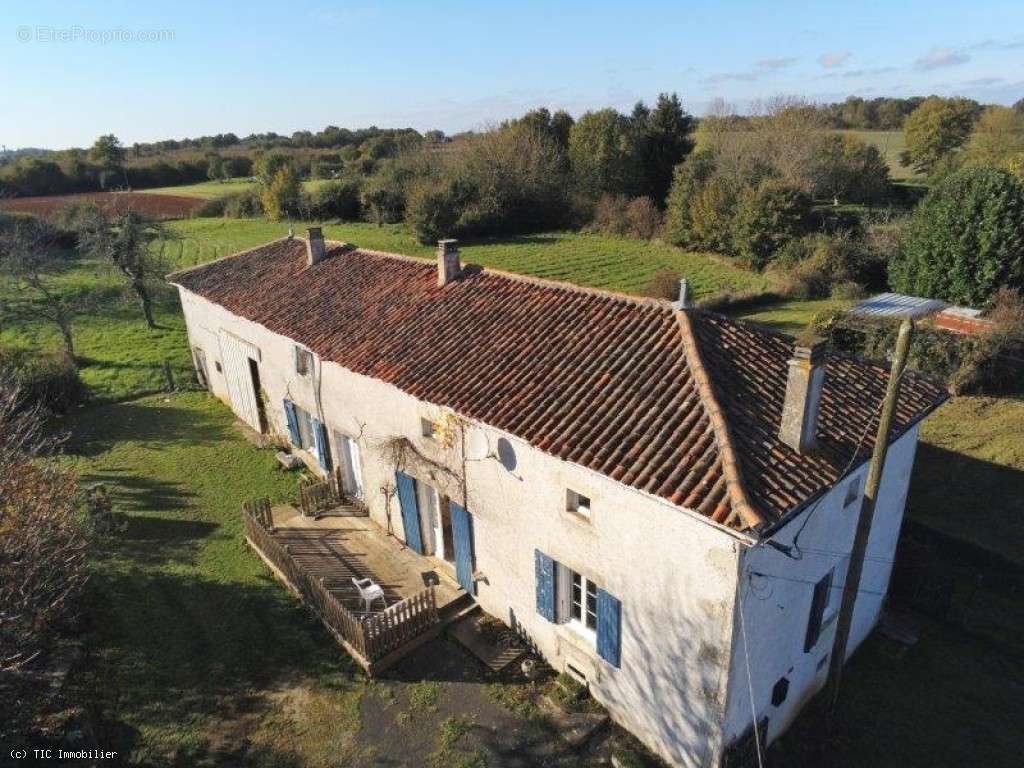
[242,500,438,669]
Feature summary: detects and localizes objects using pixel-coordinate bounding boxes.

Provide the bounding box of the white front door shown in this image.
[334,432,364,499]
[416,481,442,558]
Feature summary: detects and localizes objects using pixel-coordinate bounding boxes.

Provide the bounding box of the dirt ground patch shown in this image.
[0,191,203,220]
[353,636,596,768]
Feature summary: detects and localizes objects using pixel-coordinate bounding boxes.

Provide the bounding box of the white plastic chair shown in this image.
[351,577,385,613]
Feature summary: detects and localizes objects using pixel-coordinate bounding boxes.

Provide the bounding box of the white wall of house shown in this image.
[720,426,920,749]
[176,285,748,767]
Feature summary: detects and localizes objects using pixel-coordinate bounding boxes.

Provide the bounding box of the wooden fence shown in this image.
[298,468,349,516]
[242,499,438,671]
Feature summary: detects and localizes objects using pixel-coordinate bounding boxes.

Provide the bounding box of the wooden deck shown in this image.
[243,500,468,675]
[267,505,466,619]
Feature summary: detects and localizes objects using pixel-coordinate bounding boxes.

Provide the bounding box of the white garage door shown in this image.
[218,330,261,431]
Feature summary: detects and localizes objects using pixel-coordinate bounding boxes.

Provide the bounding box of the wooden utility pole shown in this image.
[825,317,914,716]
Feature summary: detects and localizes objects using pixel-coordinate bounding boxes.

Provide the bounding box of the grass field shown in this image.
[62,393,366,766]
[1,217,771,403]
[140,178,330,199]
[839,129,920,181]
[910,395,1024,564]
[167,218,772,298]
[60,391,1022,767]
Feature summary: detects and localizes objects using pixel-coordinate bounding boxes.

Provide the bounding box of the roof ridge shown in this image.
[675,309,765,530]
[330,240,672,311]
[166,234,297,282]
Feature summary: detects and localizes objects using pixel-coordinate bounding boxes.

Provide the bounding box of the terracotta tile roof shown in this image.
[169,238,947,533]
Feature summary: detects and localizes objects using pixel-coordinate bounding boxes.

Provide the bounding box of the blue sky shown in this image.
[2,0,1023,149]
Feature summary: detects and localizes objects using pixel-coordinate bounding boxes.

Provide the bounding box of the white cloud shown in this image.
[756,57,798,70]
[915,47,970,70]
[818,51,851,69]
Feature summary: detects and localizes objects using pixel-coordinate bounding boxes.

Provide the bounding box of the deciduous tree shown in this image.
[901,96,978,174]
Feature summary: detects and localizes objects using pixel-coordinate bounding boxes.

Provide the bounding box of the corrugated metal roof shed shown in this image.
[848,292,949,319]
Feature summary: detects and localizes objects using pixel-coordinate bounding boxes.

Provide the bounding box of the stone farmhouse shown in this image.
[168,229,946,767]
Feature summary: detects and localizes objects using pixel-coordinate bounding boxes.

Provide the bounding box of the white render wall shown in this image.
[176,285,746,768]
[721,426,920,747]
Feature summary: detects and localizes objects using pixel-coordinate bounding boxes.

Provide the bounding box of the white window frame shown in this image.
[556,563,598,641]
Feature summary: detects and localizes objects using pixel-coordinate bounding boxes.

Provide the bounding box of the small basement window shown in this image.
[771,676,790,706]
[294,346,313,377]
[566,489,591,520]
[843,476,861,508]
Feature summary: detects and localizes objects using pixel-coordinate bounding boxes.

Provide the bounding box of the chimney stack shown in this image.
[779,340,826,454]
[306,227,326,266]
[437,239,461,286]
[672,278,693,309]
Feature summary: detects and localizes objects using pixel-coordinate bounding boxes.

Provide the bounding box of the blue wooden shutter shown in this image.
[283,400,300,445]
[311,417,332,470]
[450,502,475,595]
[535,550,556,622]
[395,472,424,554]
[597,589,622,668]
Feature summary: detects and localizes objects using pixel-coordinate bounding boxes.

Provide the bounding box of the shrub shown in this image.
[689,175,737,253]
[625,196,662,239]
[0,349,86,414]
[770,232,876,299]
[663,150,718,246]
[0,377,89,674]
[730,179,810,269]
[260,167,302,221]
[890,167,1024,305]
[949,287,1024,394]
[590,194,631,236]
[306,179,361,220]
[646,267,682,300]
[361,176,406,226]
[405,179,466,244]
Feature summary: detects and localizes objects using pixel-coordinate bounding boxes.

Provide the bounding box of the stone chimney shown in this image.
[437,239,461,286]
[672,278,693,309]
[779,340,826,454]
[306,227,326,266]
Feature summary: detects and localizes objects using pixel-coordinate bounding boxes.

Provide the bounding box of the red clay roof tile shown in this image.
[169,238,947,533]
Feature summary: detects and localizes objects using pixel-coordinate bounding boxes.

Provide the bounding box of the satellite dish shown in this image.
[465,427,490,461]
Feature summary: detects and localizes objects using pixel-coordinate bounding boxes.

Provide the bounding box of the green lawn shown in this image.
[63,393,365,766]
[139,178,330,199]
[730,296,852,335]
[909,395,1024,564]
[2,216,772,403]
[167,218,771,299]
[839,129,920,181]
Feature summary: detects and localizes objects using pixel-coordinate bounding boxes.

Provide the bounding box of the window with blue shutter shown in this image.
[596,588,622,668]
[311,418,332,470]
[535,550,556,622]
[450,502,475,595]
[395,472,424,554]
[283,400,300,445]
